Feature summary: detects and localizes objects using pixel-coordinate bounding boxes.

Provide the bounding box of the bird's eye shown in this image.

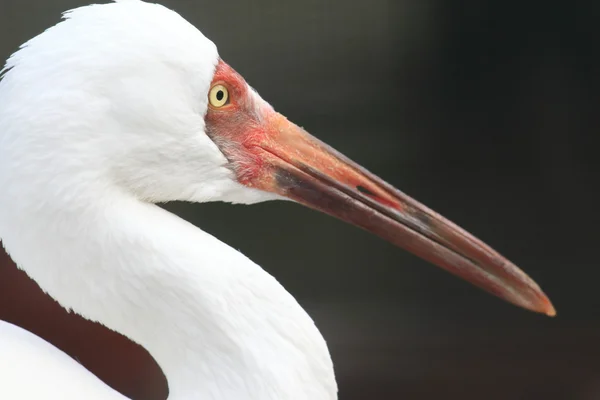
[209,84,229,108]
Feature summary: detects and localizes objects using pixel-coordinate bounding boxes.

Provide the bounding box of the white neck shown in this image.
[0,186,336,399]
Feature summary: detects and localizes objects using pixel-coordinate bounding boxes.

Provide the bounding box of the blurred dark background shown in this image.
[1,0,598,399]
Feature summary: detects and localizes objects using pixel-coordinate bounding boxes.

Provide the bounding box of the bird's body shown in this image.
[0,321,126,399]
[0,1,553,399]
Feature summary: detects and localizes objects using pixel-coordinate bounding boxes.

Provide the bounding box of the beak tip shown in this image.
[508,285,555,317]
[543,300,557,317]
[529,293,556,317]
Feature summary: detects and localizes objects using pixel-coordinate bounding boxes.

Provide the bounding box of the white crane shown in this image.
[0,1,554,399]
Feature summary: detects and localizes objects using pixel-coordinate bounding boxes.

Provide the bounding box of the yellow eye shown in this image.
[209,84,229,108]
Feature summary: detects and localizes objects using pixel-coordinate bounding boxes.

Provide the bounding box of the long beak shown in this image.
[253,113,555,316]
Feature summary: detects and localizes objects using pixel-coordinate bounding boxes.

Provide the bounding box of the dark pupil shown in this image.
[216,90,224,101]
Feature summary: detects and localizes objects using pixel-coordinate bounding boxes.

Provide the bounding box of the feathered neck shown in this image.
[0,188,336,399]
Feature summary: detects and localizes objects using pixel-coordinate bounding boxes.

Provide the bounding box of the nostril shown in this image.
[357,185,375,196]
[356,185,399,209]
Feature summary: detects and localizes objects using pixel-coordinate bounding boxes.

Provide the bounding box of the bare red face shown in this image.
[205,60,276,188]
[205,59,555,317]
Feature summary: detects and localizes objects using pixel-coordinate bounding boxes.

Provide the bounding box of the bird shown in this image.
[0,0,555,399]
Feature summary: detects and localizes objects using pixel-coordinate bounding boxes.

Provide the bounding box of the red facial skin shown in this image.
[205,60,405,209]
[205,60,272,187]
[203,59,555,317]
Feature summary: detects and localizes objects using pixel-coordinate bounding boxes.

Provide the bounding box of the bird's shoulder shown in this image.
[0,320,126,400]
